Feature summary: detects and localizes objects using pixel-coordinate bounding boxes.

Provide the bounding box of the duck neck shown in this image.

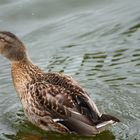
[11,59,44,81]
[11,59,43,96]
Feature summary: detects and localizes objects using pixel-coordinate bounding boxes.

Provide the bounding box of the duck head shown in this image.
[0,31,27,62]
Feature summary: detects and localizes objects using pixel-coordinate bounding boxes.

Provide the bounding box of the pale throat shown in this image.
[11,60,43,93]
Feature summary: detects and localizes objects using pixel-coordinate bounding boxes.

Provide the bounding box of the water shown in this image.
[0,0,140,139]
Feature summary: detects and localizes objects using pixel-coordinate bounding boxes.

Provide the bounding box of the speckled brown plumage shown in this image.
[0,31,120,136]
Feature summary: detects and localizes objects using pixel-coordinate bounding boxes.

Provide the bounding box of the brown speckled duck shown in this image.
[0,31,120,136]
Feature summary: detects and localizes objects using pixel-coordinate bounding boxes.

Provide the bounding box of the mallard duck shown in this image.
[0,31,120,136]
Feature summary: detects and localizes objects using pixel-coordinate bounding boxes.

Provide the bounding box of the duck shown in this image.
[0,31,120,136]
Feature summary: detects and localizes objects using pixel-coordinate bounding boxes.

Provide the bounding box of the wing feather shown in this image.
[27,80,100,134]
[44,73,102,120]
[28,72,102,127]
[27,81,74,117]
[25,72,119,134]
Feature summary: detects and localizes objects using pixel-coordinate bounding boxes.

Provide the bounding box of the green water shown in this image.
[0,0,140,139]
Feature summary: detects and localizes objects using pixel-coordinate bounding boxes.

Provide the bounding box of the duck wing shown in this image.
[27,80,99,135]
[43,72,120,125]
[27,72,119,135]
[44,72,102,122]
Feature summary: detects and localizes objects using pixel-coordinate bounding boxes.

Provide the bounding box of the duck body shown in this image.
[0,31,120,136]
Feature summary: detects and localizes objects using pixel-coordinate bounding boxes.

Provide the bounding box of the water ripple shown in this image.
[0,0,140,139]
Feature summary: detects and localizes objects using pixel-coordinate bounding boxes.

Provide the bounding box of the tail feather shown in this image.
[96,120,114,129]
[100,114,120,123]
[95,114,120,132]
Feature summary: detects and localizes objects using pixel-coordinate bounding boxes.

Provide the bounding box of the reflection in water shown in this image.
[2,110,116,140]
[4,129,116,140]
[4,133,45,140]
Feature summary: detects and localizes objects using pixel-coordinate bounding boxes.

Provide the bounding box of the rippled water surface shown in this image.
[0,0,140,140]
